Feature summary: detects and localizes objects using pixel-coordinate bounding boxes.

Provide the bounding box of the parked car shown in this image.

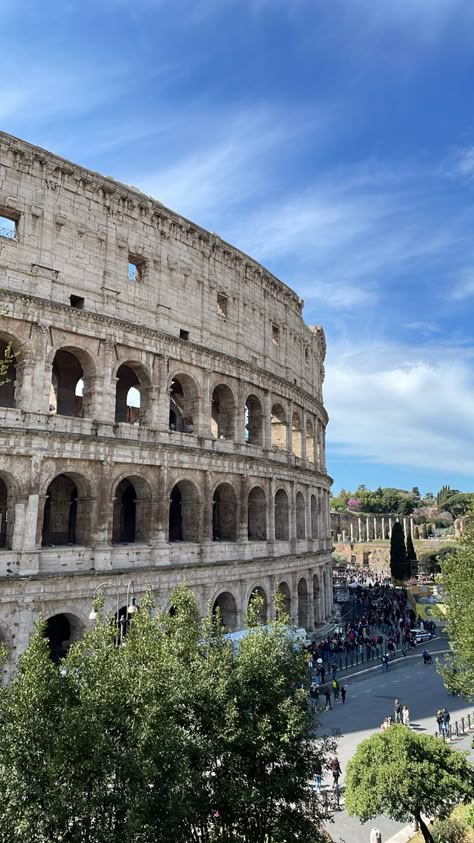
[410,628,433,643]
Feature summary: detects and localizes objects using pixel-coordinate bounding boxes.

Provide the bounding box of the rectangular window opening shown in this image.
[217,292,228,319]
[128,254,145,283]
[0,213,18,241]
[272,324,280,346]
[180,329,189,341]
[304,346,310,366]
[70,295,85,309]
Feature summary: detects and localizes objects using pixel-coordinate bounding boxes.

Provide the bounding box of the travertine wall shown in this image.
[0,132,333,676]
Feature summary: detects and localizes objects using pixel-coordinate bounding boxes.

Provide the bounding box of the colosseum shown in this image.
[0,130,333,673]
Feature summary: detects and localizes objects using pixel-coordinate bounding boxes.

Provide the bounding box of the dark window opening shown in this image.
[272,324,280,346]
[179,329,189,341]
[70,295,85,309]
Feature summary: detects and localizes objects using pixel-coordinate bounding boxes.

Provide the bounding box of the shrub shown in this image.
[431,816,467,843]
[465,802,474,829]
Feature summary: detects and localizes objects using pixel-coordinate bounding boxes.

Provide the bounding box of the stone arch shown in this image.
[169,373,200,433]
[115,361,151,425]
[271,402,287,449]
[0,470,17,550]
[0,338,17,408]
[248,485,267,541]
[212,590,238,631]
[244,393,263,446]
[43,611,85,663]
[291,411,302,458]
[311,494,318,538]
[247,585,268,624]
[305,418,314,463]
[297,577,308,629]
[211,384,235,439]
[212,482,237,541]
[50,347,96,418]
[313,573,321,625]
[296,491,306,539]
[41,472,91,546]
[277,581,291,619]
[168,479,200,542]
[111,474,152,544]
[274,488,289,541]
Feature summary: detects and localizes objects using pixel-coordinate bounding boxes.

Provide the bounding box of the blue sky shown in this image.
[2,0,474,495]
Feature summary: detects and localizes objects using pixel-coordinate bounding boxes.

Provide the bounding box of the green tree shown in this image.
[390,521,410,580]
[440,505,474,699]
[406,531,417,575]
[0,585,333,843]
[345,725,474,843]
[442,493,474,518]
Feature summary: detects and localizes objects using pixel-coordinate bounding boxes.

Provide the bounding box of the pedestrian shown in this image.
[382,653,389,670]
[394,698,402,724]
[331,661,337,680]
[340,685,346,704]
[402,704,410,728]
[313,757,322,792]
[436,708,444,737]
[324,687,332,710]
[332,678,339,701]
[442,707,450,739]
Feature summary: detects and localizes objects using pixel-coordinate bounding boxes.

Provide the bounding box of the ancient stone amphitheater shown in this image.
[0,131,333,673]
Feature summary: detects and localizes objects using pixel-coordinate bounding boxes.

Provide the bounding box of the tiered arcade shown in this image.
[0,131,333,673]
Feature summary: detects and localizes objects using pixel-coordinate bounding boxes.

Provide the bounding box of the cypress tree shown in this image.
[406,532,417,577]
[390,521,409,581]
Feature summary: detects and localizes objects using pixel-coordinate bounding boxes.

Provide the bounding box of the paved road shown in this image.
[317,651,474,843]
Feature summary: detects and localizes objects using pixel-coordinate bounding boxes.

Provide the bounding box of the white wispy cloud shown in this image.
[325,340,474,476]
[450,269,474,300]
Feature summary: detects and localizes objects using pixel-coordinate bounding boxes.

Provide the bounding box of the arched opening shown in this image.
[50,349,86,417]
[274,489,289,541]
[169,374,199,433]
[211,384,235,439]
[44,613,83,663]
[291,411,302,458]
[248,486,267,541]
[212,483,237,541]
[305,418,314,463]
[296,491,306,539]
[248,586,268,624]
[297,578,308,629]
[42,475,78,546]
[313,573,321,625]
[213,591,238,631]
[0,477,11,549]
[112,479,136,543]
[311,495,318,538]
[271,403,287,449]
[115,364,147,425]
[244,394,263,446]
[0,340,16,408]
[277,581,291,619]
[169,480,200,542]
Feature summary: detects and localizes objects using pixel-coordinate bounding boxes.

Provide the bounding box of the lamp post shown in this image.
[89,579,138,645]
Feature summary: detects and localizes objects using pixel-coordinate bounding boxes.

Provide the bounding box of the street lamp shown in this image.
[89,579,138,645]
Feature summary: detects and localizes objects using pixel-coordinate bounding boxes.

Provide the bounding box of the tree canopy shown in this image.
[345,725,474,843]
[440,505,474,699]
[0,585,334,843]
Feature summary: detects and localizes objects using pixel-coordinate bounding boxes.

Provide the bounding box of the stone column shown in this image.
[381,517,386,540]
[263,389,272,452]
[196,369,211,437]
[373,516,377,540]
[358,516,362,542]
[350,521,354,542]
[154,355,171,431]
[300,409,307,463]
[388,517,393,538]
[237,380,246,444]
[13,494,39,551]
[403,517,408,537]
[268,477,275,541]
[307,570,315,632]
[289,482,296,541]
[238,474,248,542]
[95,340,116,423]
[410,517,414,538]
[366,516,370,541]
[201,471,212,543]
[287,399,294,453]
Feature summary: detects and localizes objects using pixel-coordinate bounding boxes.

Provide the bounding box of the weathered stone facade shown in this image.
[0,131,333,674]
